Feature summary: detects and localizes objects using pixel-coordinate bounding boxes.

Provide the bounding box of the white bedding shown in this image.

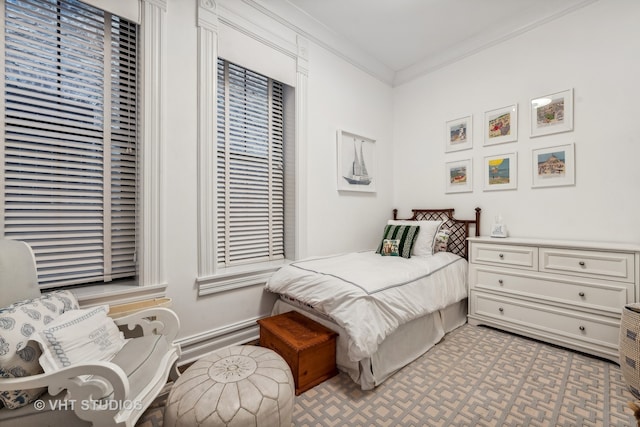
[265,251,468,362]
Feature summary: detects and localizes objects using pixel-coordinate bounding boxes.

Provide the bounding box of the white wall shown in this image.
[392,0,640,244]
[148,0,640,360]
[305,45,394,255]
[161,0,393,359]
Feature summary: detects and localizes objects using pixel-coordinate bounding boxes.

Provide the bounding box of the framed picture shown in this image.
[484,104,518,146]
[483,153,517,191]
[445,159,473,194]
[530,89,573,137]
[445,115,473,152]
[337,130,376,192]
[531,143,575,188]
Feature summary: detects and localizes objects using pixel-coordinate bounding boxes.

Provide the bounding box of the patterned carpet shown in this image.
[137,324,637,426]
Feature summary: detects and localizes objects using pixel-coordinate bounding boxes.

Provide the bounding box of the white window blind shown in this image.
[217,59,285,267]
[3,0,138,288]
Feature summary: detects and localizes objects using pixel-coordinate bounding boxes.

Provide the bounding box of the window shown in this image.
[216,59,286,267]
[3,0,138,288]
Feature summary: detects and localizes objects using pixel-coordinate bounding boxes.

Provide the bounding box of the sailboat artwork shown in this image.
[343,138,371,185]
[337,130,376,192]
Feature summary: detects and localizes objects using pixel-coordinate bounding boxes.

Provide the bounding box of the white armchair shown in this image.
[0,240,181,427]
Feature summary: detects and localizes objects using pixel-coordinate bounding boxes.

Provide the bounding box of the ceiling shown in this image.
[280,0,598,85]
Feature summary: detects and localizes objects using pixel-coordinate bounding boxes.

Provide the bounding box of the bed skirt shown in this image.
[271,297,467,390]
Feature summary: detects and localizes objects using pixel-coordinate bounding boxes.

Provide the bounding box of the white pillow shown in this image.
[32,305,126,373]
[387,220,443,256]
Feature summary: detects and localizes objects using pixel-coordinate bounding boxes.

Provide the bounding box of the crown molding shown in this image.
[238,0,395,85]
[238,0,600,88]
[393,0,601,86]
[217,3,297,60]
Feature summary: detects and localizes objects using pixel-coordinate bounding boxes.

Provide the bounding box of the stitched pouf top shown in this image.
[164,345,294,426]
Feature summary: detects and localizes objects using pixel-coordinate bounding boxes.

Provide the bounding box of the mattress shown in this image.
[265,250,469,389]
[266,251,468,361]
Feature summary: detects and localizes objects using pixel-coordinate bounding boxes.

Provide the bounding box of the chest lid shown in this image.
[258,311,338,351]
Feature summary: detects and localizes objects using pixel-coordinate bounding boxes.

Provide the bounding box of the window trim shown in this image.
[138,0,168,289]
[196,259,288,297]
[71,281,167,308]
[195,1,308,295]
[70,0,168,302]
[80,0,168,298]
[0,0,167,303]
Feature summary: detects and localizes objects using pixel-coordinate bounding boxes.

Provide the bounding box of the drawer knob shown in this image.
[499,254,504,258]
[498,307,504,313]
[579,325,585,332]
[498,279,504,285]
[578,291,585,297]
[579,261,585,267]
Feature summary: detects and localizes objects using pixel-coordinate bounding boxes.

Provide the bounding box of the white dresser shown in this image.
[467,237,640,362]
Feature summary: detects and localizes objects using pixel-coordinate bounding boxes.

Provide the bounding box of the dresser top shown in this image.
[468,236,640,253]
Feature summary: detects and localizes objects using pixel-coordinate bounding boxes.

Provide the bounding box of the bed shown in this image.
[265,208,481,390]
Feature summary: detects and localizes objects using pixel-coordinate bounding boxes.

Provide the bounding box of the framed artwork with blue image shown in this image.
[483,153,517,191]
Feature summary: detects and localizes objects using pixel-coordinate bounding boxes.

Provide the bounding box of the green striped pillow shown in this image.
[375,224,421,258]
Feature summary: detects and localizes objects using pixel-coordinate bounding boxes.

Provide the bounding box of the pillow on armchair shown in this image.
[0,290,79,409]
[32,305,127,373]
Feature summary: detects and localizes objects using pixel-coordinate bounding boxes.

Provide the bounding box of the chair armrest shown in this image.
[0,361,129,401]
[0,362,134,425]
[113,307,180,342]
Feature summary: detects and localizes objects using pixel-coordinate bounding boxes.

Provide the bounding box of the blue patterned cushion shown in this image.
[0,290,79,409]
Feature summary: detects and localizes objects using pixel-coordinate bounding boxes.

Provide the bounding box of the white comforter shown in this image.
[265,251,468,362]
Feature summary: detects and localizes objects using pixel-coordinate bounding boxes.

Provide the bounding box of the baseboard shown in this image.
[175,316,262,366]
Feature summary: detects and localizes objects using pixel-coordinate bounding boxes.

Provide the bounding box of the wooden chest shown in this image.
[257,311,338,395]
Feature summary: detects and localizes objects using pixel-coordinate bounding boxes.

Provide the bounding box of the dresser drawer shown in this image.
[470,243,537,270]
[540,248,635,283]
[472,292,619,346]
[471,266,629,311]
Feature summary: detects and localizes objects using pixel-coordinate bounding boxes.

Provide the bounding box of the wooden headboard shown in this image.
[392,208,481,259]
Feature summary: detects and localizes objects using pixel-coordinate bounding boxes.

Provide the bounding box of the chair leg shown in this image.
[169,362,181,381]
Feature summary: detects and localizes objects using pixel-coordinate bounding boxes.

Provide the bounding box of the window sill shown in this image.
[62,281,169,308]
[196,260,290,296]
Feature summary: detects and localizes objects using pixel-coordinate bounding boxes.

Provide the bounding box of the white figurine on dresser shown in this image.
[467,236,640,363]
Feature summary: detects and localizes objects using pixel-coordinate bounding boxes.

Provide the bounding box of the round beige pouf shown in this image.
[164,345,294,427]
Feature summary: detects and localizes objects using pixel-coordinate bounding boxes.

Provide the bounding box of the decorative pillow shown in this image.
[0,290,79,409]
[375,224,420,258]
[388,220,443,256]
[32,305,127,373]
[434,229,452,253]
[380,239,400,256]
